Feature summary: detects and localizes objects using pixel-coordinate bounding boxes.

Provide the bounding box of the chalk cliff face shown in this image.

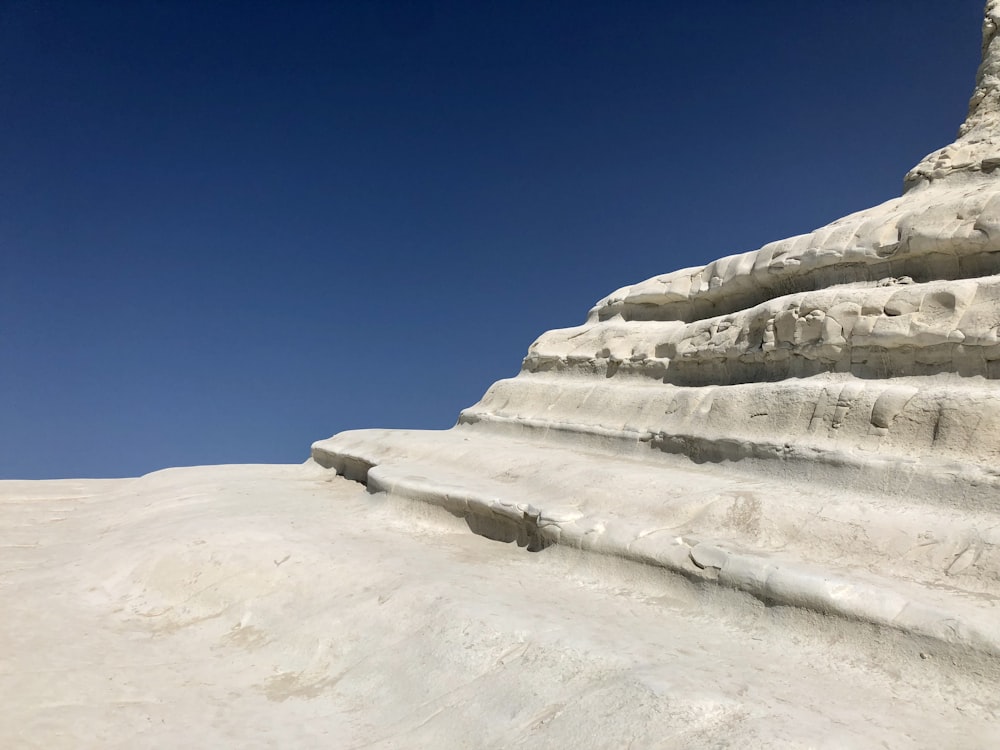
[314,3,1000,657]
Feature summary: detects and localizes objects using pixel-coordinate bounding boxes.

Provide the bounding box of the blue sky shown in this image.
[0,0,986,478]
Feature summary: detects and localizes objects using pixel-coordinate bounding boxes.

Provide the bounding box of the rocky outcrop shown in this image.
[907,0,1000,188]
[465,201,1000,495]
[456,1,1000,496]
[314,3,1000,656]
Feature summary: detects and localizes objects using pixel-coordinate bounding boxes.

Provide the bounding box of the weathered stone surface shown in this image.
[314,1,1000,661]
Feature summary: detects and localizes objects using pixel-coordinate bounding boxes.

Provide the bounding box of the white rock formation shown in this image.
[907,0,1000,188]
[314,1,1000,658]
[9,6,1000,748]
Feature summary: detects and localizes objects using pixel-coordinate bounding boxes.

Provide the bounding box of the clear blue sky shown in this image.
[0,0,985,478]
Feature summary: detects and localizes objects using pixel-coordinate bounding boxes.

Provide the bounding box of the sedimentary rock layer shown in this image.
[468,187,1000,492]
[453,2,1000,493]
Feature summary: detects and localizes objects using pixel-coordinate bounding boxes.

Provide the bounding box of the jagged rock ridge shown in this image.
[907,0,1000,188]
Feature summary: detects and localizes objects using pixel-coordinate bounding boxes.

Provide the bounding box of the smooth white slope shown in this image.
[3,464,999,748]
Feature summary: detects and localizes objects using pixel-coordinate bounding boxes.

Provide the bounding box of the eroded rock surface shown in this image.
[314,3,1000,658]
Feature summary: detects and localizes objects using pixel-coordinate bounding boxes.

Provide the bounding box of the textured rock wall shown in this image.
[457,3,1000,498]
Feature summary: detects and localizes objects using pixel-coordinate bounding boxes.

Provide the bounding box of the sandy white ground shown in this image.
[2,462,997,749]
